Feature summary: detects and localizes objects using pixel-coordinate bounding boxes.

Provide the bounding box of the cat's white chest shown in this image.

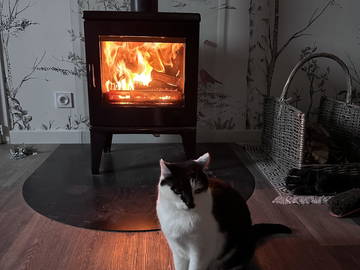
[157,202,203,238]
[156,189,225,264]
[157,189,213,234]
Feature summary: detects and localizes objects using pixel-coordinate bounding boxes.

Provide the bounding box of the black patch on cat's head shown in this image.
[160,157,209,209]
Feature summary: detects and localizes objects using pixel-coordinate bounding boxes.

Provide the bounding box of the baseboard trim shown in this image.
[10,130,85,144]
[9,129,261,144]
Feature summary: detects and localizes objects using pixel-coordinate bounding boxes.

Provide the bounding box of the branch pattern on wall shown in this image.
[0,0,359,134]
[0,0,41,130]
[245,0,339,129]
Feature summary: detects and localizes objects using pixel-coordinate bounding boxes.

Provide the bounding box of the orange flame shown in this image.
[101,41,184,92]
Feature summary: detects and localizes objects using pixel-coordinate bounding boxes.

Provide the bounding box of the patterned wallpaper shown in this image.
[0,0,359,137]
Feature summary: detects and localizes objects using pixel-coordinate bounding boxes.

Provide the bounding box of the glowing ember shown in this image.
[105,90,182,105]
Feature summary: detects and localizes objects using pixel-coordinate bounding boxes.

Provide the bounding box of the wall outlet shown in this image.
[55,92,74,108]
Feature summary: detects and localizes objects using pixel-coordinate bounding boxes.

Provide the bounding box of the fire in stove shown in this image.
[100,36,185,106]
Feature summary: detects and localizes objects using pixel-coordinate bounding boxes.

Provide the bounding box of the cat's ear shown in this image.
[159,158,171,177]
[195,152,210,169]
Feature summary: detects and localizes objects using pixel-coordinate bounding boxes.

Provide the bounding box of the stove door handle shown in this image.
[88,64,96,88]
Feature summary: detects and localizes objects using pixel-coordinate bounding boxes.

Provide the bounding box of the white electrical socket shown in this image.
[55,92,74,108]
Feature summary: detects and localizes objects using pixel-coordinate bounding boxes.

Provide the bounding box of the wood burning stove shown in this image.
[83,3,200,174]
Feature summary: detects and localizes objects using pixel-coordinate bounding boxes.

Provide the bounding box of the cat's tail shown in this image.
[252,223,291,243]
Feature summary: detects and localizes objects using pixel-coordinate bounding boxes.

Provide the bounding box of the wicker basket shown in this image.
[261,52,360,176]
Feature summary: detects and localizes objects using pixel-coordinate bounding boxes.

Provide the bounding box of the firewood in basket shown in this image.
[152,70,179,86]
[304,123,330,164]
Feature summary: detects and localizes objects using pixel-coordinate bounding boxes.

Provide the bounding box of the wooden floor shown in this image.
[0,144,360,270]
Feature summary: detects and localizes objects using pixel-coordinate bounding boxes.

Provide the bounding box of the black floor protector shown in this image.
[23,144,255,232]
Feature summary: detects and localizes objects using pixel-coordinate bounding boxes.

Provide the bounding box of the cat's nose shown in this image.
[186,201,195,209]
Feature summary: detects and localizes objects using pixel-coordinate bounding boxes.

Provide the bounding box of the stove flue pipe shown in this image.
[130,0,158,12]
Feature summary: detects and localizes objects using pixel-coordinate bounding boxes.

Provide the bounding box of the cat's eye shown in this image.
[194,188,202,194]
[160,180,167,186]
[172,188,181,195]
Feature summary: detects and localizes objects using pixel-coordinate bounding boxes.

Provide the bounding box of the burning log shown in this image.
[151,70,179,86]
[104,90,183,105]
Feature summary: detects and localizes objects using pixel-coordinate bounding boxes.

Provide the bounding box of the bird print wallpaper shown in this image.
[0,0,359,142]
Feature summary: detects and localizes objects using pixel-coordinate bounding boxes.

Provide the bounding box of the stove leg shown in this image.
[181,130,196,159]
[104,133,113,153]
[90,130,106,174]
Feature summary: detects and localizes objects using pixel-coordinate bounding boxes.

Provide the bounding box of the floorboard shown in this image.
[0,143,359,270]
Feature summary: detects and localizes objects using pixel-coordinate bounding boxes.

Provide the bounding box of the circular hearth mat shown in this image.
[23,143,255,232]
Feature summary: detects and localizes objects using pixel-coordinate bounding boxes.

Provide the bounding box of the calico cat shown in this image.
[156,153,291,270]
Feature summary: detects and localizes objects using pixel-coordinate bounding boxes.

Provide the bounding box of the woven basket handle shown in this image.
[279,53,353,104]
